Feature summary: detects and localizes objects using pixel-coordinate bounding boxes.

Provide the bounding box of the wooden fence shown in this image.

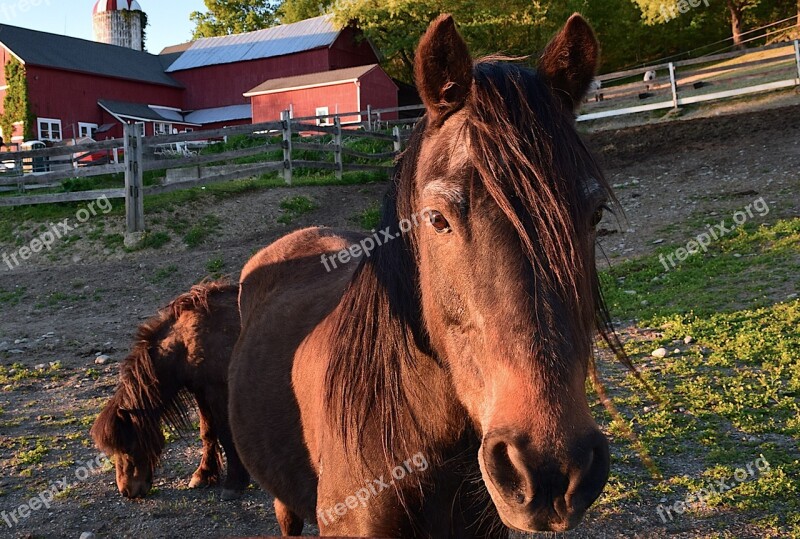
[0,111,410,239]
[577,40,800,122]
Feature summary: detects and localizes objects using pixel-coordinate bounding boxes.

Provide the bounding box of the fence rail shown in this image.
[0,111,407,241]
[578,40,800,122]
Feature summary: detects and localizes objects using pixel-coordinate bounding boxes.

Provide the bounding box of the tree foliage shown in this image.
[190,0,280,38]
[278,0,332,23]
[188,0,799,79]
[1,58,34,142]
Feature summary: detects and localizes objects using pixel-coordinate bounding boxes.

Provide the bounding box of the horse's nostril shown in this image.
[564,431,610,514]
[484,434,535,507]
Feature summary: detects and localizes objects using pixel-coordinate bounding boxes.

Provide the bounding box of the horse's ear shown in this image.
[538,13,599,110]
[414,14,472,124]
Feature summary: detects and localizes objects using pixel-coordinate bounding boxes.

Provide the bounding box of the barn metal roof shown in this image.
[244,65,384,96]
[184,104,252,124]
[98,100,250,126]
[164,15,341,72]
[98,100,200,125]
[0,24,182,88]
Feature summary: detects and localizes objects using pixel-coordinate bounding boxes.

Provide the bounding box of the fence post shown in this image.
[366,104,372,131]
[334,115,343,181]
[393,126,402,153]
[794,40,800,85]
[281,109,293,185]
[668,62,678,109]
[123,123,145,245]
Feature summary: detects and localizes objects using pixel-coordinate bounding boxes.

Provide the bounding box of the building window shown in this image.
[135,122,146,136]
[316,107,332,126]
[182,128,194,133]
[38,118,62,141]
[154,122,172,136]
[78,122,99,139]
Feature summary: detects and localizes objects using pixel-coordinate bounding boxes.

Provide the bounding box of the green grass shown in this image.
[353,204,381,230]
[205,257,225,276]
[151,264,178,283]
[0,286,25,305]
[592,217,800,535]
[601,219,799,320]
[184,214,221,248]
[137,231,171,250]
[277,195,318,225]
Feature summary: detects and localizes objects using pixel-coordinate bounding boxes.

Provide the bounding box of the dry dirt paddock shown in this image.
[0,101,798,538]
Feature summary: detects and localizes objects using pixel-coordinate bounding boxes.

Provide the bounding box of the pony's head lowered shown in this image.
[328,14,616,533]
[90,282,231,498]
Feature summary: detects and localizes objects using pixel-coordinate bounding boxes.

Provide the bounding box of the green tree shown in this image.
[190,0,279,38]
[1,58,34,142]
[631,0,794,48]
[278,0,333,23]
[331,0,561,82]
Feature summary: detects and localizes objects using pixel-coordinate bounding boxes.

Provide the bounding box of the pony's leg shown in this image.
[188,399,222,488]
[274,498,304,536]
[217,422,251,500]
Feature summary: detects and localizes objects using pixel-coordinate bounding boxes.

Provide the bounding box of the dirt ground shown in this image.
[0,102,798,539]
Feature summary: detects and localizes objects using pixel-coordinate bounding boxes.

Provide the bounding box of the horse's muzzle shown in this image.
[480,428,610,532]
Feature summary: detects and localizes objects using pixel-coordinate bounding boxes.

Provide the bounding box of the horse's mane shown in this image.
[325,59,629,467]
[91,279,238,466]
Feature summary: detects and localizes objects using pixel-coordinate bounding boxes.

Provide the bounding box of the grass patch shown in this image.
[137,231,171,250]
[353,204,381,231]
[601,219,799,321]
[151,264,178,283]
[205,257,225,276]
[277,195,318,225]
[184,214,221,248]
[0,286,25,305]
[590,217,800,534]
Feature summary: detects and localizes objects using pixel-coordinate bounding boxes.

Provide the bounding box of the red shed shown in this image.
[245,64,398,125]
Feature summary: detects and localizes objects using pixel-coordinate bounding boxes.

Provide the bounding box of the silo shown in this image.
[92,0,145,51]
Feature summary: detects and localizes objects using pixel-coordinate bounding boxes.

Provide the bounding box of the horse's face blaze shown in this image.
[411,14,611,532]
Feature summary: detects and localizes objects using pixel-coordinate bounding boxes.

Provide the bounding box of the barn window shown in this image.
[78,122,98,139]
[37,118,62,141]
[316,107,332,126]
[154,122,172,136]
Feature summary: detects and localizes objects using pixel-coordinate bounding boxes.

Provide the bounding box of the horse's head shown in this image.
[90,319,186,498]
[90,393,162,498]
[409,14,611,532]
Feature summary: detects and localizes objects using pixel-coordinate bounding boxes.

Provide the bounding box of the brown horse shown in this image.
[91,280,249,500]
[230,13,620,537]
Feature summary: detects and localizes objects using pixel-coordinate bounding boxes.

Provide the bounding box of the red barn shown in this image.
[0,6,397,146]
[246,65,398,125]
[164,18,381,111]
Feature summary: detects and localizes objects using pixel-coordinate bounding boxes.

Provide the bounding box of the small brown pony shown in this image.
[91,280,249,499]
[230,13,622,538]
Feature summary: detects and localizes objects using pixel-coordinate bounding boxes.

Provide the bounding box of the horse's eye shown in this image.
[591,207,604,226]
[429,211,451,233]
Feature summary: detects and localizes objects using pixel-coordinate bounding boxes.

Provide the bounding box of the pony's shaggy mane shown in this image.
[91,279,238,468]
